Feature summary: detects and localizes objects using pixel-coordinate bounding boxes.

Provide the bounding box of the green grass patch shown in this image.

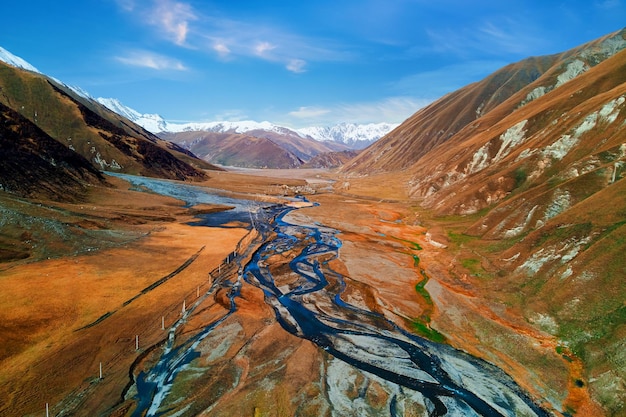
[513,167,528,189]
[411,321,447,344]
[415,278,432,305]
[410,275,446,343]
[447,231,478,247]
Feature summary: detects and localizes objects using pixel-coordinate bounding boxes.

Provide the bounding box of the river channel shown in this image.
[111,174,551,417]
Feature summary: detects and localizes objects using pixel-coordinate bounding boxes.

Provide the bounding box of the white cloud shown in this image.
[212,42,231,58]
[149,0,198,45]
[254,41,277,57]
[116,1,347,72]
[288,106,331,119]
[115,50,188,71]
[286,59,306,73]
[285,97,429,126]
[427,18,544,58]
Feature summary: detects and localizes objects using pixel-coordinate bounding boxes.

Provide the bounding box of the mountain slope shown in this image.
[0,56,215,181]
[0,101,105,201]
[343,29,626,175]
[340,27,626,415]
[302,150,360,169]
[162,129,348,168]
[160,131,304,168]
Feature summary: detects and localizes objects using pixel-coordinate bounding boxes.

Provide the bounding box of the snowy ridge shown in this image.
[96,97,168,133]
[298,122,398,148]
[0,46,40,73]
[97,97,396,148]
[0,46,95,102]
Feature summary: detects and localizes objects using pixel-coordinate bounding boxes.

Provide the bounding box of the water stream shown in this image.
[112,174,551,416]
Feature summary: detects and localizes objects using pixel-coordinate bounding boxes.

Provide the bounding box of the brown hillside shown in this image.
[337,27,626,415]
[0,61,214,181]
[0,101,105,201]
[162,131,305,168]
[343,28,626,175]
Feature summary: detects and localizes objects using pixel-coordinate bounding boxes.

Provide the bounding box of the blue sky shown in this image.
[1,0,624,127]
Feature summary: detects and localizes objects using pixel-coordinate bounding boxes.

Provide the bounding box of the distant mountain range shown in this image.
[95,97,397,150]
[94,97,394,168]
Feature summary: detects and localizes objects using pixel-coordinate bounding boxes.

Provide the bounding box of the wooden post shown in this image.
[46,403,49,417]
[135,335,139,351]
[197,286,200,298]
[161,316,165,330]
[99,362,103,380]
[218,264,221,274]
[182,300,186,314]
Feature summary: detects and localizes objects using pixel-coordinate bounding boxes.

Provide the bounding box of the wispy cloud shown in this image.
[146,0,197,45]
[116,0,348,72]
[427,18,544,58]
[254,41,277,57]
[285,97,430,126]
[286,59,307,73]
[288,106,331,119]
[212,42,231,58]
[115,50,188,71]
[595,0,621,8]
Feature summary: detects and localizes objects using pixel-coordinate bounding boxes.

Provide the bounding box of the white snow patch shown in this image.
[561,266,573,280]
[425,232,447,249]
[465,142,491,174]
[516,148,536,161]
[598,95,625,125]
[555,59,589,88]
[494,119,528,162]
[518,247,560,275]
[541,134,579,160]
[503,205,538,238]
[544,190,571,221]
[521,86,547,106]
[0,46,40,72]
[502,252,521,262]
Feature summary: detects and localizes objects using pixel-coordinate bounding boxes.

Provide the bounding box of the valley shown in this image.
[0,19,625,417]
[0,169,603,416]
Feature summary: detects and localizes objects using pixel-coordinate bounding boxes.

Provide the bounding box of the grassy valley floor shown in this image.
[0,169,606,416]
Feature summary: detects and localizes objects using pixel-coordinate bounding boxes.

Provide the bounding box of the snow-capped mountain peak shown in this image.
[96,98,396,148]
[96,97,168,133]
[0,46,40,73]
[298,122,399,148]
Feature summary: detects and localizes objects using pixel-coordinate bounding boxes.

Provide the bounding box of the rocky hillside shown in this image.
[0,59,216,181]
[342,27,626,415]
